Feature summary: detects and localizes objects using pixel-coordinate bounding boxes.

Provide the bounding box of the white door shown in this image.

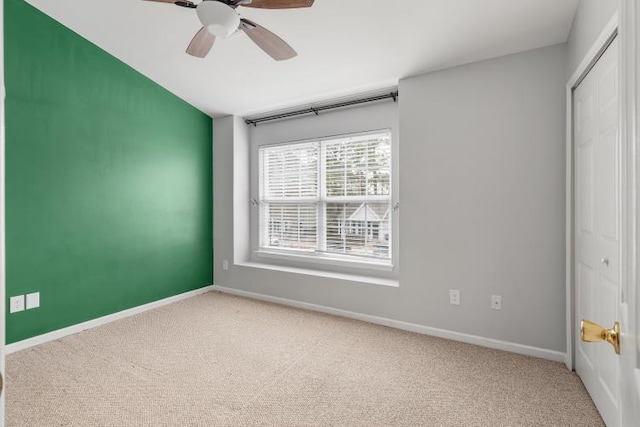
[574,36,622,426]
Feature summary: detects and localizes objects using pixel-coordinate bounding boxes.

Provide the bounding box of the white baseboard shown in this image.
[212,285,567,363]
[7,283,567,364]
[6,285,215,354]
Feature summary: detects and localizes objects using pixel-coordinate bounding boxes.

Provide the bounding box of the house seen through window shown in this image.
[258,130,392,264]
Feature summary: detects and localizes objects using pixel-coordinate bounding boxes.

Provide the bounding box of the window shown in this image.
[258,130,392,265]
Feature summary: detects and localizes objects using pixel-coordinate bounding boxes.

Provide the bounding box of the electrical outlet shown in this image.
[449,290,460,306]
[10,295,25,313]
[491,295,502,310]
[222,260,229,271]
[26,292,40,310]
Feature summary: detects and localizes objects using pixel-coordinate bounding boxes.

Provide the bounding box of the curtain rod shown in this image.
[244,91,399,127]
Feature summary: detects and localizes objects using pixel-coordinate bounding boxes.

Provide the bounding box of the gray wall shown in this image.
[567,0,618,74]
[213,116,236,270]
[214,43,568,353]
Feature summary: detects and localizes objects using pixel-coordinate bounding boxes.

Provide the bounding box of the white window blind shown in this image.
[259,142,319,251]
[259,131,392,262]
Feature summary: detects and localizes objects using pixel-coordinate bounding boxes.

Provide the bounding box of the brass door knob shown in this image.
[581,319,620,354]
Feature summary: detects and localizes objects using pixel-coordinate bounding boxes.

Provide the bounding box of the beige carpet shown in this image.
[7,291,603,426]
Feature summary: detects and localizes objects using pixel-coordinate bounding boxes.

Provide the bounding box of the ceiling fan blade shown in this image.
[241,19,297,61]
[186,27,216,58]
[143,0,196,8]
[240,0,314,9]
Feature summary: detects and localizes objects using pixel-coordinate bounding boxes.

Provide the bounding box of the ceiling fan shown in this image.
[144,0,314,61]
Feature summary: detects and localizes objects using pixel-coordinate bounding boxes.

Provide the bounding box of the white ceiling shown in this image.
[25,0,579,118]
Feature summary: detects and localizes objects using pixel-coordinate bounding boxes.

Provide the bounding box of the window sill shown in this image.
[235,261,399,288]
[255,250,394,272]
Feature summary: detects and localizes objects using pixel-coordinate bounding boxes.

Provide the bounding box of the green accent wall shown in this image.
[4,0,213,344]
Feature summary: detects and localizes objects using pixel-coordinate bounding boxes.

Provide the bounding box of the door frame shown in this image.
[619,0,640,424]
[0,0,5,423]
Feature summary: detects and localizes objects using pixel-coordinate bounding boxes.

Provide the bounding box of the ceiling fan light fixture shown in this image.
[197,1,241,38]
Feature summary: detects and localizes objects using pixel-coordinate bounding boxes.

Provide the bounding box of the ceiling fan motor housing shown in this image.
[197,1,241,38]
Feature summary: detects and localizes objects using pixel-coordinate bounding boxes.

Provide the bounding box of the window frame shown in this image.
[253,128,395,271]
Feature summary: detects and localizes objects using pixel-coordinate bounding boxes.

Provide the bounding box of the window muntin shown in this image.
[259,131,392,263]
